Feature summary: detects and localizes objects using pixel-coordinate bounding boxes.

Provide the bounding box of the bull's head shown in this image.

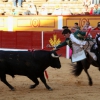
[51,53,61,58]
[50,51,61,69]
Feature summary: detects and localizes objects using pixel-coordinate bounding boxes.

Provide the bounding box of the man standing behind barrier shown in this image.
[82,21,93,30]
[71,23,80,30]
[93,22,100,30]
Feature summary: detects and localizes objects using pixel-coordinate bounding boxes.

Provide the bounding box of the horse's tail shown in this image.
[72,61,83,76]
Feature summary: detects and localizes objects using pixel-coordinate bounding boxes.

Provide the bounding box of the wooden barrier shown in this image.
[89,30,100,38]
[0,30,100,58]
[0,30,67,57]
[1,31,16,48]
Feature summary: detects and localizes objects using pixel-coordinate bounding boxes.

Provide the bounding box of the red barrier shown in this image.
[54,31,66,57]
[16,31,32,49]
[43,31,55,49]
[1,31,16,48]
[53,29,62,33]
[90,30,100,38]
[31,31,41,49]
[43,31,66,57]
[0,31,2,47]
[53,29,76,33]
[0,30,100,58]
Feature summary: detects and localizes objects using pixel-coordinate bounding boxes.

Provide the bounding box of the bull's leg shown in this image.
[0,74,15,90]
[28,76,39,89]
[40,73,52,91]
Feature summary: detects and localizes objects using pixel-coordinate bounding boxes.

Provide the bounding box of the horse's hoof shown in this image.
[30,85,36,89]
[89,82,93,86]
[98,68,100,71]
[11,88,15,91]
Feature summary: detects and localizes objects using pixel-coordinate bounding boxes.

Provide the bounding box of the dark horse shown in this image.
[72,34,100,86]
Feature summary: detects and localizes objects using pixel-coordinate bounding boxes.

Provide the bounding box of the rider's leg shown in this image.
[86,49,97,61]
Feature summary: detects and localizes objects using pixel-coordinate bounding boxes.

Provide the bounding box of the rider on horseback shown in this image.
[70,30,97,61]
[54,29,97,62]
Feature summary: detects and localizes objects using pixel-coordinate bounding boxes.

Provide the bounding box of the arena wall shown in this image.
[0,15,100,31]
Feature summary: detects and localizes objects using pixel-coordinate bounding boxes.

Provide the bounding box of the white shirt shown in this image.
[52,9,62,15]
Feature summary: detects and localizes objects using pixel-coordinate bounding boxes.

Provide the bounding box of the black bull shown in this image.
[0,50,61,90]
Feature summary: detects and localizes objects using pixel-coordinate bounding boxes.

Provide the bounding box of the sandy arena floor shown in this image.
[0,57,100,100]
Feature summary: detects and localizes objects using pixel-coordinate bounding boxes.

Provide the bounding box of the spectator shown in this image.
[61,5,72,15]
[71,22,80,30]
[52,5,62,15]
[24,5,37,15]
[83,0,91,6]
[93,4,100,15]
[97,22,100,25]
[27,1,35,7]
[93,22,100,30]
[82,5,90,15]
[38,6,48,15]
[10,9,19,15]
[82,21,93,30]
[93,24,100,30]
[89,4,94,15]
[13,0,23,8]
[0,9,5,15]
[91,0,100,5]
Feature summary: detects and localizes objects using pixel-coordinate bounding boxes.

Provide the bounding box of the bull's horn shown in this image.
[51,53,59,58]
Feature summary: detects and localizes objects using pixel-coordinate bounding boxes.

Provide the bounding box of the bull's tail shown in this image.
[72,61,83,76]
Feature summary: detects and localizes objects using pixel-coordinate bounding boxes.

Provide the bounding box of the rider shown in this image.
[54,28,72,49]
[54,29,97,61]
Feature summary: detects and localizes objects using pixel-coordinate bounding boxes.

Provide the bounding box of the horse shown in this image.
[72,34,100,86]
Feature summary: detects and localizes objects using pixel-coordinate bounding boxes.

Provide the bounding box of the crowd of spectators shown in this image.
[82,21,93,30]
[69,21,100,32]
[1,0,100,15]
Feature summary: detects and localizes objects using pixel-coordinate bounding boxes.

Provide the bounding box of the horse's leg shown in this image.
[81,60,93,86]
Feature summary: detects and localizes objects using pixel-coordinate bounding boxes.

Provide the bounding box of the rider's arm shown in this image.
[55,38,69,49]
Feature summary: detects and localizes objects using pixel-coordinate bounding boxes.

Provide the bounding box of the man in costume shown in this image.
[54,29,97,62]
[54,28,72,49]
